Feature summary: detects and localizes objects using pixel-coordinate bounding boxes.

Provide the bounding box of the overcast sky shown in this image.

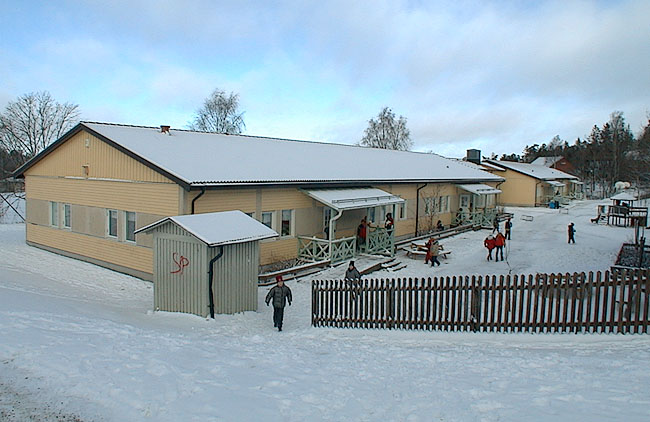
[1,0,648,158]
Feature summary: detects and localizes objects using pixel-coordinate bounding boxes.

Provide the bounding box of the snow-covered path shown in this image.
[1,201,650,421]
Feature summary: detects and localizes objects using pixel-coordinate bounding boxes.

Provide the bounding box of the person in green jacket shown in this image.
[265,275,292,331]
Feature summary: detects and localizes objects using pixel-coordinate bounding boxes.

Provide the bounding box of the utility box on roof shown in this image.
[136,211,278,317]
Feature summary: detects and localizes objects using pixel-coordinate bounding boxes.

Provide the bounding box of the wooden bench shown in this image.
[401,247,452,260]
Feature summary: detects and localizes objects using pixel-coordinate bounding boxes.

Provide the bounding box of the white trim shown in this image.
[107,209,118,238]
[49,201,59,228]
[124,211,137,243]
[62,203,71,229]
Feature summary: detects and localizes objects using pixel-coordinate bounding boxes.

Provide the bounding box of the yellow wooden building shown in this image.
[14,122,503,280]
[483,159,582,207]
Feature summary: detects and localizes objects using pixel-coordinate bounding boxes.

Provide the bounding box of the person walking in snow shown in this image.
[505,218,512,240]
[492,216,500,233]
[494,232,506,261]
[568,222,576,244]
[429,239,442,267]
[265,275,292,331]
[345,261,362,283]
[424,237,434,265]
[484,235,496,261]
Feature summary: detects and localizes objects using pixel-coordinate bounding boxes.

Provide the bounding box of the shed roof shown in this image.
[136,210,278,246]
[610,191,638,201]
[14,122,504,187]
[457,184,502,195]
[485,160,577,181]
[304,187,404,211]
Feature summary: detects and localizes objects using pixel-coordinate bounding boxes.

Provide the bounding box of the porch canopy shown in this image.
[457,184,502,195]
[304,187,404,211]
[545,180,565,187]
[569,180,584,185]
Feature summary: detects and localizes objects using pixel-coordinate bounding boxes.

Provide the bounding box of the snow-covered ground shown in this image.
[1,200,649,421]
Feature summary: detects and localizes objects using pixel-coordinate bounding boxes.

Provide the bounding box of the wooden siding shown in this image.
[261,188,314,210]
[25,176,181,216]
[260,237,298,265]
[496,169,538,207]
[27,223,152,274]
[189,188,257,214]
[26,130,173,183]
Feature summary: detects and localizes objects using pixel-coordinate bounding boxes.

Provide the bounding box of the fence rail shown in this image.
[311,270,650,334]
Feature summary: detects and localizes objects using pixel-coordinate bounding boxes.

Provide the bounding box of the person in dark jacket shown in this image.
[505,218,512,240]
[384,213,394,233]
[436,220,444,231]
[345,261,361,282]
[568,223,576,244]
[265,275,292,331]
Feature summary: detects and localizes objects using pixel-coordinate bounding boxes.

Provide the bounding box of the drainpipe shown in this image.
[328,208,343,258]
[191,187,206,214]
[415,183,428,236]
[207,246,224,319]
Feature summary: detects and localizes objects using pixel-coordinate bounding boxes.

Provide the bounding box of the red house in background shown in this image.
[531,156,576,175]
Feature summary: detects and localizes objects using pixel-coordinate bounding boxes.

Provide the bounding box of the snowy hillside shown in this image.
[1,201,649,421]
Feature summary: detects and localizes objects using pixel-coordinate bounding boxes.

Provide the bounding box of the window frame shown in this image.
[50,201,59,227]
[107,209,118,239]
[62,203,71,229]
[261,211,274,230]
[280,209,293,237]
[125,211,136,243]
[398,201,407,220]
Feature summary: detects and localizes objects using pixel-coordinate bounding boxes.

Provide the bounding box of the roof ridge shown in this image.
[81,121,447,158]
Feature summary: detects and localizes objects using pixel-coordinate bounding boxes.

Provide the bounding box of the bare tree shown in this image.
[359,107,412,151]
[0,91,80,161]
[189,89,245,134]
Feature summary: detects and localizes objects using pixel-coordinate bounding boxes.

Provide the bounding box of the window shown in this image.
[125,211,136,242]
[438,195,449,213]
[50,202,58,227]
[368,207,376,223]
[63,204,71,229]
[107,209,118,238]
[245,212,255,219]
[281,209,293,236]
[261,212,273,229]
[398,201,407,220]
[424,197,437,215]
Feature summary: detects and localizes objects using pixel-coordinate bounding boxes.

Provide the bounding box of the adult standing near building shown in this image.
[384,212,394,233]
[357,217,367,250]
[484,235,495,261]
[265,275,292,331]
[568,223,576,244]
[505,218,512,240]
[494,232,506,262]
[492,216,500,234]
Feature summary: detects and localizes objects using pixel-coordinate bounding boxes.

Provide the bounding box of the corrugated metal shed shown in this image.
[137,211,278,317]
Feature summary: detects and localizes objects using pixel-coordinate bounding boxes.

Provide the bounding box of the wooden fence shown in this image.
[311,270,650,334]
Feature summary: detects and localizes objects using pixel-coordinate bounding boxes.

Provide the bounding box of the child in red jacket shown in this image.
[484,235,496,261]
[494,232,506,261]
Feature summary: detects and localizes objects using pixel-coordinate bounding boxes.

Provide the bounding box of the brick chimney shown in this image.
[160,125,171,134]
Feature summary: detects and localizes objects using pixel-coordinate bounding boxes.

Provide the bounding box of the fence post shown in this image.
[387,279,394,330]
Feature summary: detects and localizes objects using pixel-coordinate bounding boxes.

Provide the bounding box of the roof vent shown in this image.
[160,125,171,134]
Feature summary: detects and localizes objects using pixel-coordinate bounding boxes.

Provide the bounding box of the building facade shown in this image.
[15,122,503,280]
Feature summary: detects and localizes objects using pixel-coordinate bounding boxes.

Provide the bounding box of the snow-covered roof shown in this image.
[57,122,502,187]
[304,188,404,211]
[452,159,504,172]
[531,156,562,167]
[485,160,577,181]
[135,210,278,246]
[610,191,638,201]
[545,180,565,187]
[457,184,502,195]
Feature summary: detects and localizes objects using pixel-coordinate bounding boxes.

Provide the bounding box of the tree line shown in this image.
[497,111,650,196]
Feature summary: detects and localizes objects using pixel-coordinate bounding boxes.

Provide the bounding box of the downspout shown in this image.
[191,187,206,214]
[415,183,428,236]
[328,208,343,259]
[207,245,224,319]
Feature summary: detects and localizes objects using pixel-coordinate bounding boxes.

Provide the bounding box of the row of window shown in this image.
[50,202,136,243]
[247,209,294,237]
[423,195,450,215]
